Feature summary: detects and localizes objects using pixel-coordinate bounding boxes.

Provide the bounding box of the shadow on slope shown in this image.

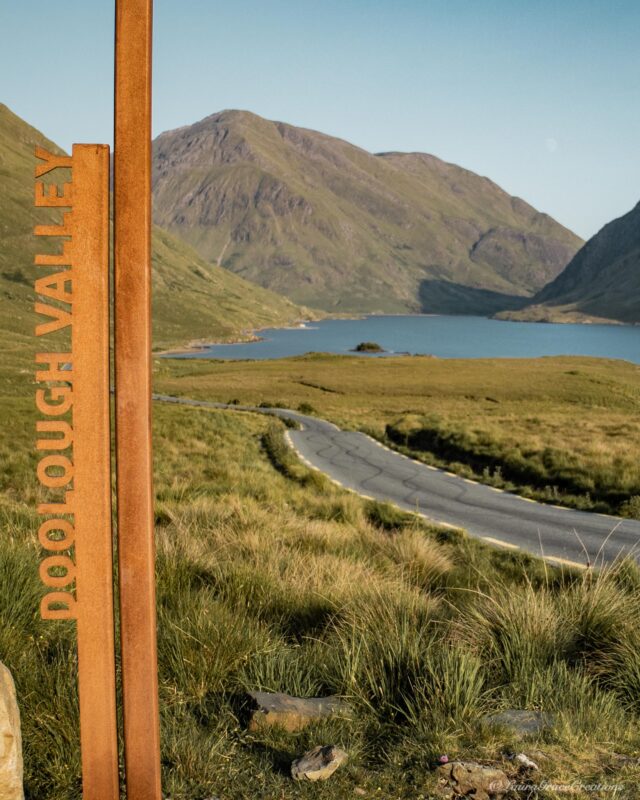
[418,279,530,316]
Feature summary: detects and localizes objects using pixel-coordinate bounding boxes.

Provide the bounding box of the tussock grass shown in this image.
[2,384,640,796]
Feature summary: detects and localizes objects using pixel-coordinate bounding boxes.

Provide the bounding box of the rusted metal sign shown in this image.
[35,145,120,799]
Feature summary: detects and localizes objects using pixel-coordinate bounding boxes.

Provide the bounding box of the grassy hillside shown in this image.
[156,353,640,515]
[498,202,640,325]
[0,103,308,350]
[149,226,311,349]
[152,110,583,314]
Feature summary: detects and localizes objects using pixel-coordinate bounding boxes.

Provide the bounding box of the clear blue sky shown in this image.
[1,0,638,239]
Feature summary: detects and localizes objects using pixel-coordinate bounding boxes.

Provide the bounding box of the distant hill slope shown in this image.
[0,103,307,350]
[152,110,583,314]
[498,202,640,324]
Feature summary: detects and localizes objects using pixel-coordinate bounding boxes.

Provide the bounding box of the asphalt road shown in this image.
[154,394,640,568]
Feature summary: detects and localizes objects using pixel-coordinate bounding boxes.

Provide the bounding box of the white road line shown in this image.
[482,536,519,551]
[160,398,633,568]
[543,555,588,570]
[284,432,463,533]
[417,513,459,530]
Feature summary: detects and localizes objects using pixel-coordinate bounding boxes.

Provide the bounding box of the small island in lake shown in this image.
[353,341,385,353]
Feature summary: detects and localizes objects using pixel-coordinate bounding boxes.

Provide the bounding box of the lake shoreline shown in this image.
[159,313,456,357]
[159,313,640,365]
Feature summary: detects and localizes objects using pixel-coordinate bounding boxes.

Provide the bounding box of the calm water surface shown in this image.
[173,315,640,364]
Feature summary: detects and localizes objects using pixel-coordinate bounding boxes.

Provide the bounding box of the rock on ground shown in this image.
[0,663,23,800]
[291,745,348,782]
[247,690,350,732]
[513,752,539,770]
[436,761,509,800]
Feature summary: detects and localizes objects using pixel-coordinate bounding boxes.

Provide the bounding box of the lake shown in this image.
[172,315,640,363]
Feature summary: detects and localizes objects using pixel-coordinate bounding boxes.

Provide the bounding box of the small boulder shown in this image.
[291,745,348,782]
[513,752,539,771]
[247,690,350,732]
[436,761,509,800]
[0,663,23,800]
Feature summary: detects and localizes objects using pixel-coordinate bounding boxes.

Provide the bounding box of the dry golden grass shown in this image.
[155,353,640,512]
[3,349,640,797]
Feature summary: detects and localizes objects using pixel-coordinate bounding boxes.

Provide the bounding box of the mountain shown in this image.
[0,103,307,350]
[152,110,583,314]
[497,203,640,324]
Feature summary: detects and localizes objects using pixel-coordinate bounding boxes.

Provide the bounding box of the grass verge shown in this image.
[2,390,640,797]
[154,353,640,515]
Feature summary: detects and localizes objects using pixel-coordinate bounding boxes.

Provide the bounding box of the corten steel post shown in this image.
[72,145,121,800]
[114,1,162,798]
[35,144,119,799]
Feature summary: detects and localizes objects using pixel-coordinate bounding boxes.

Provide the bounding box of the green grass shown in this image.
[3,363,640,797]
[155,352,640,515]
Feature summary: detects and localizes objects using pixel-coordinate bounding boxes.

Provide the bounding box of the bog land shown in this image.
[156,353,640,516]
[3,339,640,797]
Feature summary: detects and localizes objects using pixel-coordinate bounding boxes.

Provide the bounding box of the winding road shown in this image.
[154,394,640,568]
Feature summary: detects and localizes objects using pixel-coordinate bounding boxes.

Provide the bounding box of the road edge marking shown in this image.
[156,396,604,571]
[543,555,588,570]
[482,536,519,551]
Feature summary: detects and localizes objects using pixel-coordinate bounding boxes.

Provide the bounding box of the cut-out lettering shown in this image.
[40,592,77,621]
[35,353,73,383]
[38,491,75,516]
[37,455,74,488]
[35,241,74,267]
[34,147,73,178]
[40,555,77,589]
[34,211,73,238]
[35,271,74,305]
[35,181,73,207]
[36,420,73,451]
[35,303,72,336]
[38,519,75,552]
[36,386,73,416]
[34,148,79,631]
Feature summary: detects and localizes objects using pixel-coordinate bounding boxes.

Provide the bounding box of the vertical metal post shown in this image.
[72,145,121,800]
[114,1,162,798]
[35,143,120,800]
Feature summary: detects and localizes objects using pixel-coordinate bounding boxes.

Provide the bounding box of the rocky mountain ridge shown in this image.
[152,110,583,314]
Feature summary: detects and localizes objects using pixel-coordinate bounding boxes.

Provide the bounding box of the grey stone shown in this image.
[291,744,347,781]
[484,709,554,738]
[435,761,509,800]
[247,690,350,732]
[0,663,23,800]
[513,752,539,770]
